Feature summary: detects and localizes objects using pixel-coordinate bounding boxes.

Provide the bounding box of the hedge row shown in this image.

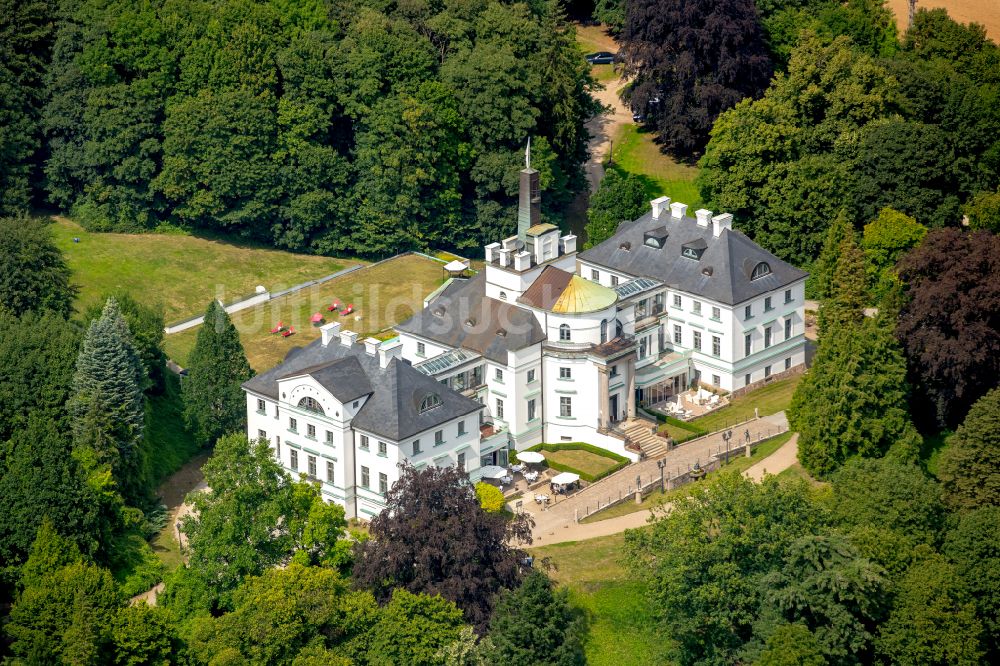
[639,407,708,444]
[518,442,631,483]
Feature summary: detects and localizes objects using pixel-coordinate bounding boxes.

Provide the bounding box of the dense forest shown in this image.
[0,0,598,256]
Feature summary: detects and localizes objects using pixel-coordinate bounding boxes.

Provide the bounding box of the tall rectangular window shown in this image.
[258,429,267,441]
[413,439,421,455]
[559,325,571,341]
[361,466,370,488]
[257,398,265,413]
[527,399,536,421]
[673,324,682,345]
[764,326,772,349]
[457,452,465,471]
[785,357,792,370]
[745,373,751,386]
[457,420,466,436]
[527,369,536,383]
[359,435,369,450]
[712,336,721,357]
[745,333,752,356]
[496,398,504,420]
[325,430,333,444]
[591,269,599,280]
[673,294,682,308]
[290,449,299,471]
[712,374,721,386]
[379,472,388,494]
[765,365,772,378]
[326,460,334,484]
[711,306,721,320]
[417,342,426,356]
[559,367,571,379]
[639,336,648,358]
[307,455,317,478]
[745,304,752,319]
[765,296,773,311]
[693,331,702,351]
[559,396,572,418]
[289,417,297,432]
[435,430,444,446]
[785,318,792,340]
[693,301,702,315]
[307,424,316,439]
[378,440,387,456]
[785,289,793,303]
[610,275,619,286]
[495,368,503,381]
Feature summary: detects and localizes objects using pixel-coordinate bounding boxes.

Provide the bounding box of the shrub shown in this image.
[475,482,506,513]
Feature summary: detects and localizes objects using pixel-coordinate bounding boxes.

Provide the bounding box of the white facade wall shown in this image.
[398,331,450,363]
[541,351,602,444]
[506,345,544,448]
[578,259,632,289]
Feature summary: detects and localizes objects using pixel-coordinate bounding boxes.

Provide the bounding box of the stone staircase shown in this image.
[622,416,669,458]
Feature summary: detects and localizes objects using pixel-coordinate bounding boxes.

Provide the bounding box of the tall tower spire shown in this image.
[517,138,540,244]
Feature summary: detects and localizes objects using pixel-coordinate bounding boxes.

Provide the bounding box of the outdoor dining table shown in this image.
[533,494,550,504]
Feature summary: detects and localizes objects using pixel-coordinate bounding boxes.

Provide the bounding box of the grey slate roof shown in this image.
[579,210,808,305]
[395,273,546,363]
[243,338,481,442]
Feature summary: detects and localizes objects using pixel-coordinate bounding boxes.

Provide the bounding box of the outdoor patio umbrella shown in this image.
[478,465,507,480]
[550,471,580,486]
[310,312,324,326]
[517,451,545,465]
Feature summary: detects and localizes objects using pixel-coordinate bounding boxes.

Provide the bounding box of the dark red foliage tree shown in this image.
[619,0,773,158]
[353,464,533,632]
[895,228,1000,428]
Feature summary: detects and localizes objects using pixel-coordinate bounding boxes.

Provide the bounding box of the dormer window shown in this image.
[643,227,669,249]
[681,238,707,260]
[499,291,507,300]
[751,262,771,280]
[298,397,324,415]
[419,393,442,413]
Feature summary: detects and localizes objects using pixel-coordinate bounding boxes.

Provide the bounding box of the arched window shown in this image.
[420,393,442,413]
[559,323,571,341]
[499,291,507,300]
[750,262,772,280]
[298,397,324,415]
[600,319,608,344]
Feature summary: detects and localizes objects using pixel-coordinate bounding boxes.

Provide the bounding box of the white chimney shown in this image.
[363,337,380,356]
[670,202,688,219]
[484,242,500,263]
[340,330,358,347]
[378,339,403,368]
[514,251,530,271]
[498,248,511,267]
[695,209,713,227]
[712,213,733,237]
[561,234,577,254]
[651,196,671,220]
[320,321,341,346]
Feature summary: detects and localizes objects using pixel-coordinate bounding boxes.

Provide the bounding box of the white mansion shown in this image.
[244,149,807,519]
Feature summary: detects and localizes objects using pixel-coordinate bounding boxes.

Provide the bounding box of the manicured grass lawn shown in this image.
[51,216,352,323]
[534,532,666,665]
[580,432,794,524]
[688,374,802,432]
[607,125,702,208]
[142,373,201,489]
[164,253,449,371]
[658,420,701,442]
[545,448,622,478]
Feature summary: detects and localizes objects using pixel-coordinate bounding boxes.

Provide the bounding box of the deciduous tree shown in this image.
[939,388,1000,511]
[0,216,76,318]
[182,301,253,447]
[584,170,647,248]
[895,228,1000,427]
[861,208,927,300]
[944,507,1000,658]
[483,571,586,666]
[354,464,532,631]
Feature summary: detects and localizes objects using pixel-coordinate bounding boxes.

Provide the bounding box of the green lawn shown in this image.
[142,373,201,490]
[607,125,702,208]
[776,462,827,488]
[533,532,667,665]
[51,216,353,324]
[545,448,622,478]
[580,432,794,524]
[164,253,449,371]
[688,375,802,433]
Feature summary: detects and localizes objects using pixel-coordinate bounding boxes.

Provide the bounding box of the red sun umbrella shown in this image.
[310,312,324,323]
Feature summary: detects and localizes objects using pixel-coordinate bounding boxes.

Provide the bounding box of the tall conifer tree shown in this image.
[182,301,253,446]
[69,297,145,502]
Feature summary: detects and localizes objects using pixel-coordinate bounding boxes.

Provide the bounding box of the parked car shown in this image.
[585,51,616,65]
[632,112,646,122]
